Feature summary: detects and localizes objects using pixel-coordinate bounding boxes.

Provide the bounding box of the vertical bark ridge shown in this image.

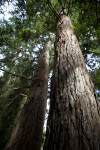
[5,39,51,150]
[44,15,100,150]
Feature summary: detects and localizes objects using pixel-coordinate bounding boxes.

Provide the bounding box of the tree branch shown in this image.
[0,86,29,92]
[20,93,27,97]
[47,0,60,20]
[0,68,33,81]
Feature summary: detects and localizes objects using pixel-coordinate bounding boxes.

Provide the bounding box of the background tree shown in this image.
[5,37,52,150]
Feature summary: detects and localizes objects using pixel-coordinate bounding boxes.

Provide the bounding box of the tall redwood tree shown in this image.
[44,14,100,150]
[5,38,51,150]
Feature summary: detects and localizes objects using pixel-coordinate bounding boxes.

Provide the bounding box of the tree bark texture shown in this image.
[5,39,51,150]
[44,15,100,150]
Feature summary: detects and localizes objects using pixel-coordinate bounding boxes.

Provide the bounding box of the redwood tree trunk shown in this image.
[5,39,51,150]
[44,14,100,150]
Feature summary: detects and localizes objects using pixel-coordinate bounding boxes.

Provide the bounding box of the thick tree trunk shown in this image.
[44,14,100,150]
[5,39,51,150]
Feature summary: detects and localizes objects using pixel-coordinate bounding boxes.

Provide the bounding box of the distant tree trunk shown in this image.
[44,14,100,150]
[5,38,51,150]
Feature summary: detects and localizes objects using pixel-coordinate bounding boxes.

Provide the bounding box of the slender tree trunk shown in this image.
[5,38,51,150]
[44,14,100,150]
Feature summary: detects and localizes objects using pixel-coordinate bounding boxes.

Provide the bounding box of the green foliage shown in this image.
[41,129,46,150]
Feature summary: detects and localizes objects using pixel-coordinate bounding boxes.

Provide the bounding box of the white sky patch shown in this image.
[44,71,53,130]
[86,54,100,70]
[44,98,50,130]
[18,53,23,57]
[0,54,4,59]
[86,64,92,71]
[0,54,4,76]
[0,70,3,76]
[0,2,14,20]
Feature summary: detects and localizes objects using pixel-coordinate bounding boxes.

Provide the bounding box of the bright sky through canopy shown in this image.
[0,2,14,20]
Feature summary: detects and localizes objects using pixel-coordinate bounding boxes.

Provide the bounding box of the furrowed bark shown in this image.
[44,14,100,150]
[5,38,51,150]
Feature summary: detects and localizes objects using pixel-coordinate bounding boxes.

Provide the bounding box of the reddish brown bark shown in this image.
[44,14,100,150]
[5,39,51,150]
